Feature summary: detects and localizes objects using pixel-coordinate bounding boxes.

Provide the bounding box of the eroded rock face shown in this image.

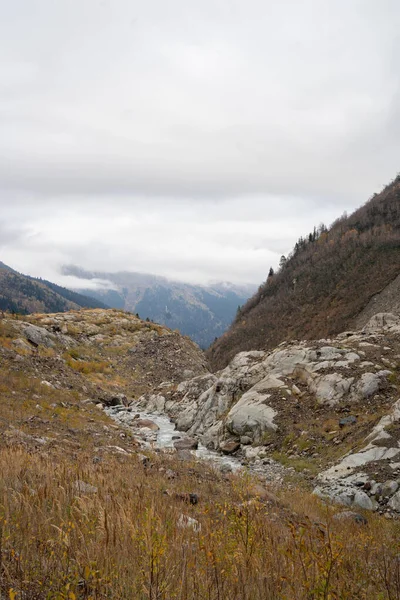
[139,313,396,451]
[135,312,400,512]
[362,312,400,333]
[225,383,279,443]
[314,397,400,510]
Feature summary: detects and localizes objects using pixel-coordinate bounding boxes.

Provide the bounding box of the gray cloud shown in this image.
[0,0,399,284]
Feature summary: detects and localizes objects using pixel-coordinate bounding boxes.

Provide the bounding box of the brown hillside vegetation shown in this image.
[0,265,107,315]
[208,174,400,370]
[1,310,400,598]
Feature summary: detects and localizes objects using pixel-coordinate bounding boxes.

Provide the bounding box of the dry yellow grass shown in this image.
[1,312,400,598]
[0,443,400,599]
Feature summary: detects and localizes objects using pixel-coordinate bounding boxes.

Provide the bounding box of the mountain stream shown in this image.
[105,404,241,472]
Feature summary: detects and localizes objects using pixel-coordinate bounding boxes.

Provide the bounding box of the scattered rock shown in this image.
[339,416,357,428]
[22,323,56,348]
[74,480,98,494]
[41,380,54,388]
[219,440,241,455]
[134,419,159,431]
[355,372,387,399]
[220,463,233,474]
[137,453,150,466]
[382,480,399,497]
[388,490,400,511]
[177,514,201,532]
[333,511,368,525]
[311,373,354,406]
[175,449,193,461]
[240,436,252,445]
[12,338,33,353]
[174,438,199,450]
[353,491,373,511]
[225,387,278,442]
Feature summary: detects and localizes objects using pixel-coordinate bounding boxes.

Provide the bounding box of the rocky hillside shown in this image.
[208,174,400,370]
[2,308,400,597]
[0,308,207,398]
[0,261,108,314]
[138,312,400,516]
[354,272,400,329]
[62,265,254,348]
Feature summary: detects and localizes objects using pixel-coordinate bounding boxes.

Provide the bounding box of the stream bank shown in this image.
[104,403,293,484]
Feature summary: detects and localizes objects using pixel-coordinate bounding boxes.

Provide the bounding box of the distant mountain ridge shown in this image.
[62,265,255,348]
[0,262,108,314]
[208,173,400,369]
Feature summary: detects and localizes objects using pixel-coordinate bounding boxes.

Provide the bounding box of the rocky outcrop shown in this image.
[5,309,208,394]
[15,307,399,515]
[137,313,400,512]
[139,316,398,445]
[313,396,400,511]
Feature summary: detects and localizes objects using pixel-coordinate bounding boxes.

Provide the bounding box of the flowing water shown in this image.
[105,405,241,472]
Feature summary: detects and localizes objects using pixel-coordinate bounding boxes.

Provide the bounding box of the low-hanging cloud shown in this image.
[0,0,399,285]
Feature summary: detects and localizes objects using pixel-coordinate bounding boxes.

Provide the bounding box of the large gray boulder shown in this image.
[353,491,374,511]
[310,373,354,406]
[22,323,56,348]
[354,371,391,399]
[225,389,277,442]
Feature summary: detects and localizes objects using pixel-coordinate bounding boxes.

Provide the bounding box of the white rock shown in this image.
[225,388,277,442]
[363,313,400,333]
[353,491,373,510]
[74,480,98,494]
[355,372,389,399]
[178,514,201,532]
[176,403,199,431]
[344,352,360,363]
[320,446,400,480]
[244,446,264,460]
[311,373,354,406]
[388,490,400,512]
[318,346,345,360]
[382,481,399,496]
[365,399,400,445]
[264,347,316,375]
[41,380,54,388]
[145,394,166,413]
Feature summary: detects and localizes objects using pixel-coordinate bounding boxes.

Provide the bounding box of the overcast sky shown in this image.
[0,0,399,287]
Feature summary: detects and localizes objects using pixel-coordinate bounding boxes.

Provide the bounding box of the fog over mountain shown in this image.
[0,1,399,285]
[62,264,256,348]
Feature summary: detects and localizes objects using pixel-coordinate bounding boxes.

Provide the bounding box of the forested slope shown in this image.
[0,263,107,314]
[208,174,400,370]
